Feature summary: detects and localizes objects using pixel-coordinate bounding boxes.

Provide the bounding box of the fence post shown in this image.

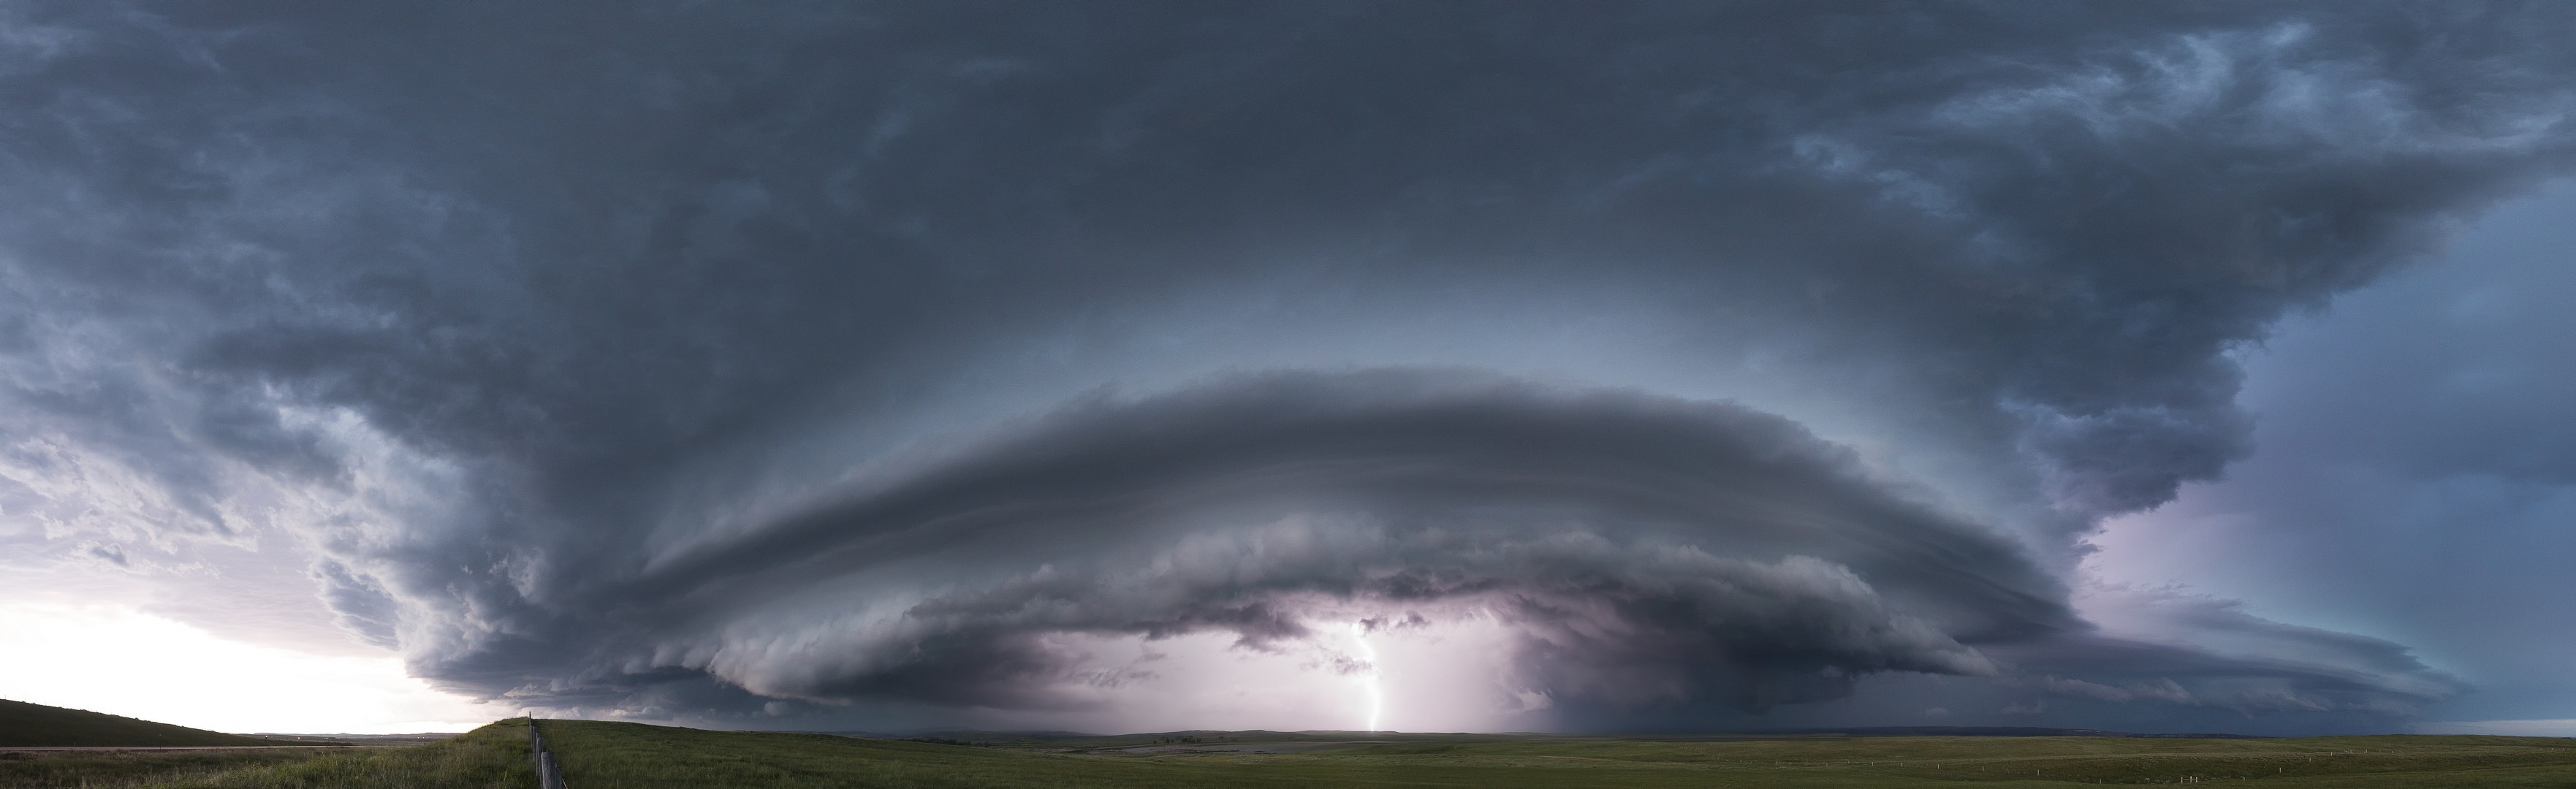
[528,717,569,789]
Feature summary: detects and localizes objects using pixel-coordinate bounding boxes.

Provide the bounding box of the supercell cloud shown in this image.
[569,371,2053,714]
[0,1,2568,732]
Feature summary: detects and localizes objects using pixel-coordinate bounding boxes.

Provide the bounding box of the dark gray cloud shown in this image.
[409,370,2450,724]
[512,370,2053,713]
[1994,588,2461,718]
[0,1,2568,731]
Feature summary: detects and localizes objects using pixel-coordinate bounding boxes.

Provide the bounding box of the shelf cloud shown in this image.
[0,1,2565,732]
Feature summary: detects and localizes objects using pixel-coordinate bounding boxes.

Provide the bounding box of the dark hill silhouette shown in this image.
[0,698,305,747]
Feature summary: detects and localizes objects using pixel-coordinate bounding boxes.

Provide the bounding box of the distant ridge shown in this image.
[0,698,309,747]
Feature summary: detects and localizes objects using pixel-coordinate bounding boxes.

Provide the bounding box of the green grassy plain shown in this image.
[537,719,2576,788]
[0,750,338,789]
[15,717,2575,788]
[141,723,531,789]
[0,723,532,789]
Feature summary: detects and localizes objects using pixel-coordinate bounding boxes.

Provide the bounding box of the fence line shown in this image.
[528,718,569,789]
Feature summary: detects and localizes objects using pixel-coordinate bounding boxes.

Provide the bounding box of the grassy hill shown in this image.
[0,699,290,747]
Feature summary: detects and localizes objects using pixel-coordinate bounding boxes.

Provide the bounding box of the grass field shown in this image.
[136,723,531,789]
[0,750,339,789]
[12,717,2575,787]
[536,719,2576,788]
[0,701,303,748]
[0,723,529,789]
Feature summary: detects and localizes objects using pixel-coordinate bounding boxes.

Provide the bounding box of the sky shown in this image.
[0,1,2571,736]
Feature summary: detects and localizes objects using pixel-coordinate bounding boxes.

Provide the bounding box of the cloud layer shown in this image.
[532,371,2054,714]
[0,1,2566,731]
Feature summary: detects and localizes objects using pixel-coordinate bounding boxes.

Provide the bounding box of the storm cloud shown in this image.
[509,371,2056,712]
[0,1,2567,731]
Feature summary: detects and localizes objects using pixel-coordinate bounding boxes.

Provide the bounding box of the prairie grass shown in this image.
[536,719,2576,788]
[132,722,531,789]
[0,749,333,788]
[21,718,2576,788]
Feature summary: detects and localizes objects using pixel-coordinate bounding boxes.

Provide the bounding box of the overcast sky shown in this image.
[0,1,2570,736]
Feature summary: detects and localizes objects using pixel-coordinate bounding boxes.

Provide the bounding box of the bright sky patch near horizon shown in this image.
[0,603,490,734]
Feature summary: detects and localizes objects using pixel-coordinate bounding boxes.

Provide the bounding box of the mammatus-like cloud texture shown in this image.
[0,1,2562,731]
